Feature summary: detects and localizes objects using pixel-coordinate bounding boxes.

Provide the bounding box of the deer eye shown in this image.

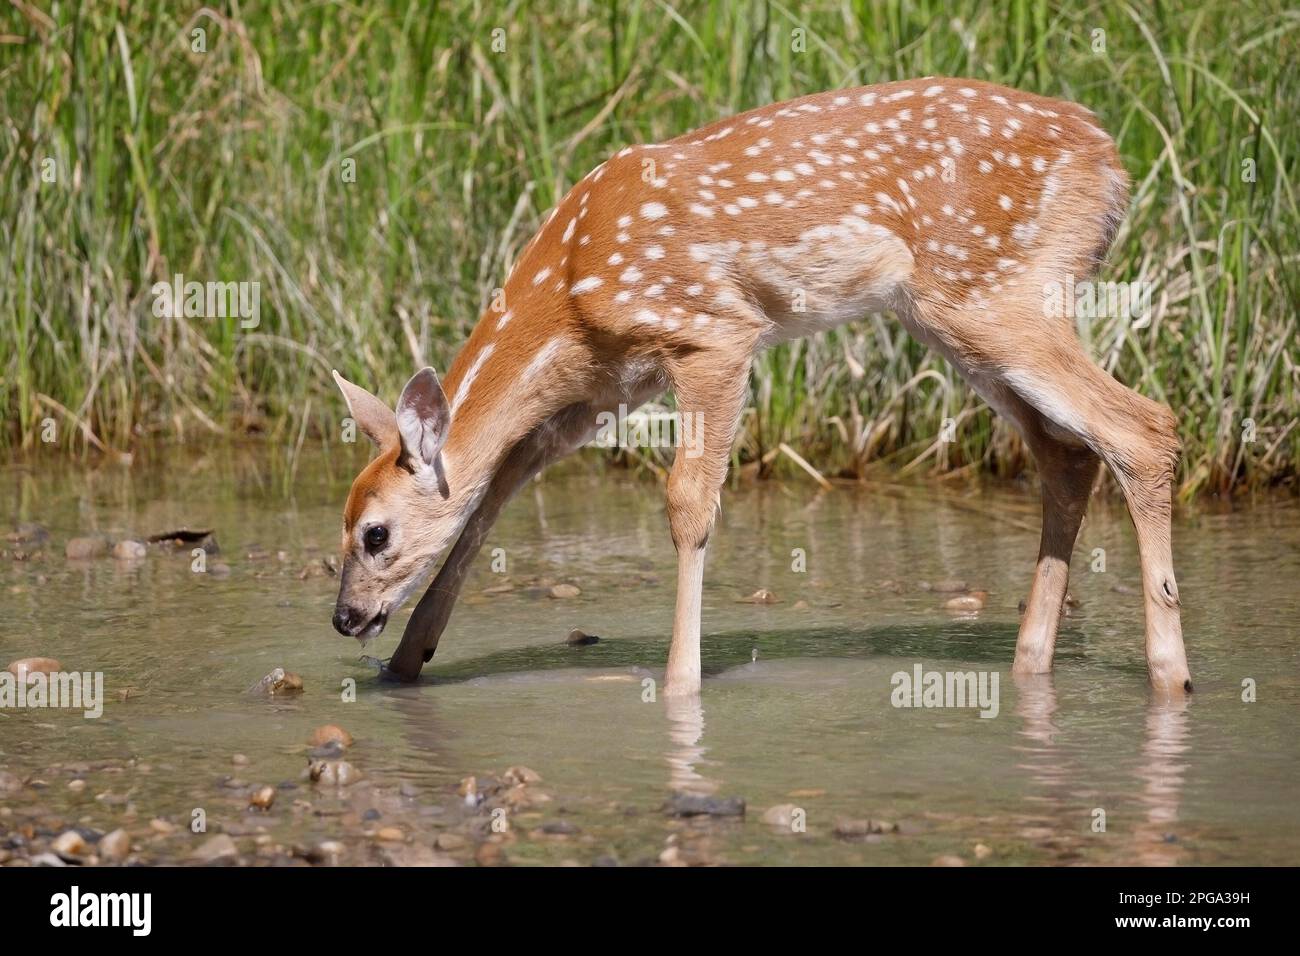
[363,525,389,553]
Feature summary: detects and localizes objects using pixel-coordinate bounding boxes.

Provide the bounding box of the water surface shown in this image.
[2,447,1297,865]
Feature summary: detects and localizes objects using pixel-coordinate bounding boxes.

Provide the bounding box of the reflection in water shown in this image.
[1131,699,1190,866]
[664,693,715,796]
[1012,673,1088,857]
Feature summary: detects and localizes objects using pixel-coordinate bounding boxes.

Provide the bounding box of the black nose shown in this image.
[333,606,362,635]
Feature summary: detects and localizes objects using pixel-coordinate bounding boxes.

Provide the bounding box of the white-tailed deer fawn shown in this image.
[330,78,1192,698]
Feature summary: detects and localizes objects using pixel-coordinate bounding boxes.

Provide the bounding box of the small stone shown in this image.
[538,820,579,836]
[99,829,130,861]
[305,840,345,865]
[66,779,86,793]
[434,833,467,851]
[0,770,24,792]
[250,786,276,810]
[932,854,966,867]
[231,754,249,766]
[6,658,61,680]
[503,766,542,786]
[974,843,993,860]
[833,818,897,838]
[111,539,148,560]
[944,590,988,612]
[65,536,108,560]
[932,579,968,593]
[566,628,600,646]
[375,827,405,842]
[475,842,505,867]
[249,668,303,696]
[791,600,809,609]
[664,793,746,818]
[308,760,361,787]
[739,589,779,604]
[549,583,581,599]
[762,804,800,828]
[51,830,88,861]
[192,834,239,864]
[149,818,177,835]
[310,724,353,748]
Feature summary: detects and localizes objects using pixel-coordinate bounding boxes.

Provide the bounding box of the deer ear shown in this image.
[395,367,450,473]
[332,369,398,448]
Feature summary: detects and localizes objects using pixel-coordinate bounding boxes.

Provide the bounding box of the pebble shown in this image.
[308,760,361,787]
[65,536,108,560]
[66,779,86,793]
[833,818,897,838]
[549,583,581,599]
[739,589,779,604]
[6,658,62,680]
[761,804,800,828]
[249,786,276,810]
[664,793,746,818]
[249,668,304,696]
[231,753,250,766]
[192,834,239,864]
[566,628,600,646]
[974,842,993,860]
[305,840,346,865]
[944,591,988,612]
[434,833,467,851]
[375,827,404,842]
[932,854,967,867]
[51,830,88,861]
[503,766,542,787]
[149,818,177,835]
[538,820,579,836]
[111,539,148,560]
[0,770,23,792]
[99,829,130,861]
[310,724,353,748]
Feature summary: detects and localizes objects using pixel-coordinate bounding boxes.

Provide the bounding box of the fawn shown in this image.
[330,77,1192,698]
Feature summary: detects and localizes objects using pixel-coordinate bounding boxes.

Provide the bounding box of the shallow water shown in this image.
[2,446,1298,866]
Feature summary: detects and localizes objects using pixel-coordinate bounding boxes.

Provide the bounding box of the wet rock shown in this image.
[791,599,809,610]
[148,528,218,553]
[944,591,988,612]
[549,583,581,599]
[8,523,49,546]
[149,818,178,835]
[310,724,353,748]
[303,840,345,865]
[231,754,250,766]
[930,579,968,593]
[192,834,239,864]
[566,628,600,647]
[375,827,404,842]
[932,854,966,867]
[249,786,276,811]
[206,561,232,578]
[833,818,897,838]
[31,852,68,867]
[308,760,361,787]
[6,658,61,680]
[111,539,148,561]
[434,832,467,851]
[51,830,88,861]
[65,536,109,560]
[739,589,779,604]
[248,667,304,696]
[99,829,130,862]
[664,793,746,818]
[761,804,801,828]
[66,779,86,793]
[309,741,347,760]
[503,766,542,787]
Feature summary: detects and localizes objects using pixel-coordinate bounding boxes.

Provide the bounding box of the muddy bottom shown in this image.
[1,447,1298,866]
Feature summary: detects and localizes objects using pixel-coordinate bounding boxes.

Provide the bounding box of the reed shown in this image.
[2,0,1295,494]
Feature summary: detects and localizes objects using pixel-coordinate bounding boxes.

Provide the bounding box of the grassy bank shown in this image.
[2,0,1296,494]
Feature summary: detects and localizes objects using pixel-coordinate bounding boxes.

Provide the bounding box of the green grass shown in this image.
[2,0,1297,494]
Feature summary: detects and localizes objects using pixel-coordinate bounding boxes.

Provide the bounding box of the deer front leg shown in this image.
[663,349,752,698]
[385,404,606,680]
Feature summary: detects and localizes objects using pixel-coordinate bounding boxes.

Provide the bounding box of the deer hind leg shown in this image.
[662,347,753,698]
[998,349,1190,695]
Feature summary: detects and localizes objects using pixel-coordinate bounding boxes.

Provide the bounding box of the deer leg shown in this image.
[1001,354,1191,694]
[662,349,752,698]
[386,406,600,680]
[1014,429,1101,673]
